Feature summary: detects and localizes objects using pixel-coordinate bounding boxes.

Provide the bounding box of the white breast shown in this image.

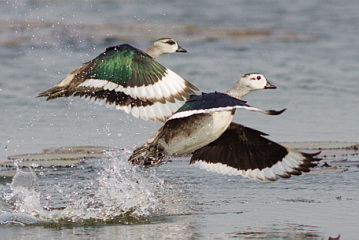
[161,111,234,156]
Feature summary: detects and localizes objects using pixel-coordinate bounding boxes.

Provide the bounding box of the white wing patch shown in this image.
[193,161,242,176]
[78,89,185,122]
[122,68,191,102]
[115,99,184,122]
[168,105,270,120]
[193,149,311,181]
[78,68,192,103]
[78,79,111,89]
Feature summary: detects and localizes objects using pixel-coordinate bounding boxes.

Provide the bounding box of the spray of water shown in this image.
[58,150,164,222]
[0,164,45,225]
[1,150,166,225]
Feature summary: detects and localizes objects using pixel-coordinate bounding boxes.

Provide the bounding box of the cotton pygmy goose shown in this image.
[38,38,198,122]
[129,73,320,181]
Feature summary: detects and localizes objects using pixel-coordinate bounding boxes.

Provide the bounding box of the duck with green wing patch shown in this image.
[38,38,198,122]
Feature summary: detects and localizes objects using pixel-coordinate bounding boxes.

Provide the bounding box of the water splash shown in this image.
[7,166,42,215]
[0,165,45,225]
[1,150,165,225]
[58,150,163,222]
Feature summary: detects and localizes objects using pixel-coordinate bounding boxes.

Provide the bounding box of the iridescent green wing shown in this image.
[87,44,167,88]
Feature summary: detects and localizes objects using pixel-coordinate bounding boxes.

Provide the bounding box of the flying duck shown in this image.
[128,73,320,181]
[38,38,198,122]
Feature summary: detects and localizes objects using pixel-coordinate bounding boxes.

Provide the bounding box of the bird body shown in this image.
[154,110,234,156]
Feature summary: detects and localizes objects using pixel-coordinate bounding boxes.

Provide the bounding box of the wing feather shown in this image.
[191,122,321,181]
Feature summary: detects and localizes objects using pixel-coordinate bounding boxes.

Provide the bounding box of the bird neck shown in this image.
[143,45,163,59]
[225,87,252,99]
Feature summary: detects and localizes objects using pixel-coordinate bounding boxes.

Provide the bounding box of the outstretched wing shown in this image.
[190,122,320,181]
[38,44,198,122]
[168,92,285,120]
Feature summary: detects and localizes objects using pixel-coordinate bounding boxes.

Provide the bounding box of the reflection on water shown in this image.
[219,223,323,239]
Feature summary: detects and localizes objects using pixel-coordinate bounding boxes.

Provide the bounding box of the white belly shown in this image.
[161,111,234,156]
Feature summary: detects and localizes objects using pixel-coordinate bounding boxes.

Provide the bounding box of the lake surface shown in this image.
[0,0,358,239]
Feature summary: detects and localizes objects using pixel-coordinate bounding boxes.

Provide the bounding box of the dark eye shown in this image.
[166,40,175,45]
[257,76,261,80]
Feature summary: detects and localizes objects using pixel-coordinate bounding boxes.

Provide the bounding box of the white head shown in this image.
[144,38,187,59]
[226,73,276,99]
